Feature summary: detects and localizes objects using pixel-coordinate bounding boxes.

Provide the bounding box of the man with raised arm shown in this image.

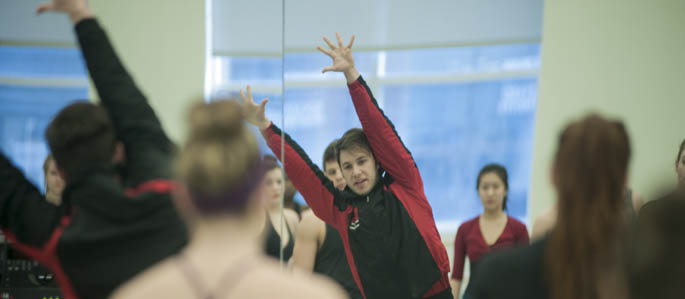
[240,33,452,299]
[0,1,188,298]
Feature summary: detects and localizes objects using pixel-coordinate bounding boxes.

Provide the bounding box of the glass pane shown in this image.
[381,79,538,227]
[212,56,282,84]
[210,0,286,265]
[0,84,88,191]
[384,44,541,76]
[0,46,88,78]
[284,51,378,81]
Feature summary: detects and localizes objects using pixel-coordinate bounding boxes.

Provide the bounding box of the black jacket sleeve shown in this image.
[0,153,62,247]
[75,19,175,186]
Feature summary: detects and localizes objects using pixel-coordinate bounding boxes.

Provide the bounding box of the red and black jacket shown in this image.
[0,19,188,299]
[262,76,451,299]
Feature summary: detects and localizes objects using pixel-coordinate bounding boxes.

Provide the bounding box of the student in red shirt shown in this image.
[450,164,529,299]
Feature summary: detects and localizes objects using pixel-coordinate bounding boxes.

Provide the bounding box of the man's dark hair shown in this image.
[322,139,339,171]
[335,128,374,166]
[45,102,116,179]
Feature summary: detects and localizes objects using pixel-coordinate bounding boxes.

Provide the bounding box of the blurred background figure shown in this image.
[42,154,64,206]
[284,174,309,219]
[627,188,685,299]
[261,155,299,262]
[451,164,529,299]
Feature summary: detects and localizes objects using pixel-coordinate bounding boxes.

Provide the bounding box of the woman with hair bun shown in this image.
[112,100,346,299]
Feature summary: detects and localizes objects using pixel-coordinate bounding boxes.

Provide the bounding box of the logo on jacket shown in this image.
[349,219,360,230]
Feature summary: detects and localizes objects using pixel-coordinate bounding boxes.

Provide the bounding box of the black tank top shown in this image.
[264,217,294,261]
[313,224,363,299]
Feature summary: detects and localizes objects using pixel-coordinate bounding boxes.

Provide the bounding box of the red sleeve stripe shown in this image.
[125,179,177,197]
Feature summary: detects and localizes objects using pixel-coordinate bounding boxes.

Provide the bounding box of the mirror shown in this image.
[209,0,287,266]
[282,0,543,297]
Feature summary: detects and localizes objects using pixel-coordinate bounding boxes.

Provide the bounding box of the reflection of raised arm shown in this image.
[318,33,421,189]
[239,88,345,226]
[38,0,174,184]
[293,211,325,271]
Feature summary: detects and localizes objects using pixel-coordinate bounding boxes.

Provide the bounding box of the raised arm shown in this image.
[239,87,346,226]
[38,0,175,185]
[318,33,421,189]
[0,153,62,248]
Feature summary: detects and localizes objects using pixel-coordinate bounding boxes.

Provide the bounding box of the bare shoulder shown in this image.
[113,256,347,299]
[531,204,557,240]
[300,210,325,227]
[235,257,348,299]
[284,209,300,224]
[298,210,326,239]
[283,209,300,221]
[111,259,193,299]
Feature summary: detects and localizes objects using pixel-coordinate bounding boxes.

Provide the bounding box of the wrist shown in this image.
[68,7,94,25]
[343,68,360,84]
[259,120,271,131]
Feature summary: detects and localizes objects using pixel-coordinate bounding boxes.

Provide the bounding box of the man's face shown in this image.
[339,147,378,195]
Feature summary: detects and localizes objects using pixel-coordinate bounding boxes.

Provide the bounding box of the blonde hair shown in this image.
[176,100,259,200]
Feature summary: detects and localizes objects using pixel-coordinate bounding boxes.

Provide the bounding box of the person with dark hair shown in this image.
[240,32,452,299]
[627,189,685,299]
[469,114,632,299]
[284,174,309,219]
[112,100,346,299]
[293,139,363,299]
[639,138,685,215]
[43,154,65,206]
[261,154,299,262]
[450,164,529,299]
[0,1,188,298]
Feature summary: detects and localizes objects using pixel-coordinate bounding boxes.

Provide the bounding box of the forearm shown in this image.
[347,75,419,185]
[0,154,58,246]
[261,124,340,223]
[450,279,461,299]
[75,18,160,131]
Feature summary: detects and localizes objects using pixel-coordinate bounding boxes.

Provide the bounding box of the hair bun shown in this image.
[188,99,245,140]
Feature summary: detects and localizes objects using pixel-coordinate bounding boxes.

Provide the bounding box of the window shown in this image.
[210,44,540,230]
[0,46,88,191]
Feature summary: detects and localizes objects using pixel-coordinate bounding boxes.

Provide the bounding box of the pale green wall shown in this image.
[88,0,206,144]
[528,0,685,220]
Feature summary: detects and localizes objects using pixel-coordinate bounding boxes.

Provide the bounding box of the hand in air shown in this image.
[239,85,271,131]
[36,0,93,24]
[317,32,356,73]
